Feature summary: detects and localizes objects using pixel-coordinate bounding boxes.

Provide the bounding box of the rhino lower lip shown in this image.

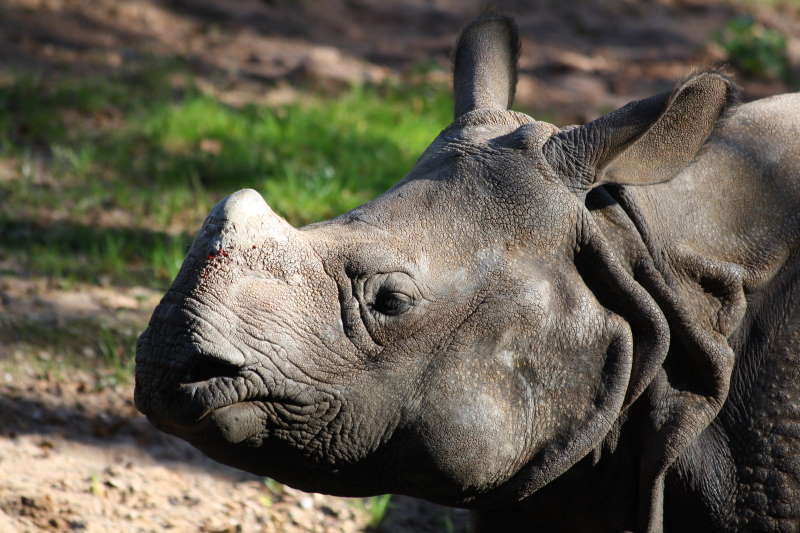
[208,402,265,443]
[148,401,264,445]
[150,381,268,432]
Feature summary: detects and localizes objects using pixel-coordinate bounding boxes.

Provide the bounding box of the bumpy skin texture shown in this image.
[134,15,800,533]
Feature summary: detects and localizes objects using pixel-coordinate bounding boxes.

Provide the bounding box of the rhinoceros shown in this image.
[134,14,800,533]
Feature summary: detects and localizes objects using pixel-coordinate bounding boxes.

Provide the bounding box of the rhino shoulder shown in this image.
[727,92,800,128]
[711,93,800,169]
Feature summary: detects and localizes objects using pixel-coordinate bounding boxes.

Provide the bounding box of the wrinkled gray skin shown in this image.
[135,15,800,533]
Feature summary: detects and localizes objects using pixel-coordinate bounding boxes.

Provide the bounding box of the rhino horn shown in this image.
[199,188,296,255]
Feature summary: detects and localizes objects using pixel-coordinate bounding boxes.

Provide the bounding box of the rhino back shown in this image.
[717,96,800,530]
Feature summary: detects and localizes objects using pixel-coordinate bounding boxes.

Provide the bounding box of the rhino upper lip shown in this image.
[162,365,313,425]
[142,354,259,430]
[141,341,318,432]
[145,378,261,438]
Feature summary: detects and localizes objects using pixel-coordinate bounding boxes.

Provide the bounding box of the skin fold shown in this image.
[135,14,800,533]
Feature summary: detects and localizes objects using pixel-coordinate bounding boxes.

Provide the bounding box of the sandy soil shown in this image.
[0,366,469,532]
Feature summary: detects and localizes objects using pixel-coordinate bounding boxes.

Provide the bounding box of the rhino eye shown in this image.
[372,289,413,316]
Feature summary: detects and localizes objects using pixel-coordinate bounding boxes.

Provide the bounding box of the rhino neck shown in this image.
[597,183,748,342]
[586,184,745,530]
[603,98,800,530]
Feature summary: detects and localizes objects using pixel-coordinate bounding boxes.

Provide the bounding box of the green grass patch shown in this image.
[715,16,790,81]
[0,315,139,387]
[350,493,393,529]
[364,494,393,529]
[0,67,453,289]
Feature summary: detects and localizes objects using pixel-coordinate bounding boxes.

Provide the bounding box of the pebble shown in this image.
[299,496,314,510]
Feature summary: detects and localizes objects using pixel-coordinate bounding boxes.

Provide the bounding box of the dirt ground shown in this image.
[1,0,798,120]
[0,353,468,532]
[1,1,800,532]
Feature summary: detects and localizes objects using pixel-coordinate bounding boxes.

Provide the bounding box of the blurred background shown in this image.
[0,0,797,531]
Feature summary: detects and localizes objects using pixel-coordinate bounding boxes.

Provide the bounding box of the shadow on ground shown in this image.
[2,0,794,122]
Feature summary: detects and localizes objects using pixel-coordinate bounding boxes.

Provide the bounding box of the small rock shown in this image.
[299,496,313,510]
[20,496,37,508]
[319,505,338,517]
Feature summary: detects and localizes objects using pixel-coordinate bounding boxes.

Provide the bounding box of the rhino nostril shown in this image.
[186,357,241,384]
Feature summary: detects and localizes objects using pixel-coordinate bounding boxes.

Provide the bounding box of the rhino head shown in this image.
[135,15,736,516]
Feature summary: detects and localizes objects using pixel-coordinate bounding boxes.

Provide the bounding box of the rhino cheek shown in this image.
[406,264,634,505]
[409,357,533,502]
[441,391,526,482]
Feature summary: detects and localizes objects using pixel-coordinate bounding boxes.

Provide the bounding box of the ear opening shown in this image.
[453,14,520,118]
[544,71,738,191]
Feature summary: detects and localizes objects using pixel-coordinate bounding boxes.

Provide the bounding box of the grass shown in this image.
[349,493,393,530]
[715,16,790,81]
[0,311,140,386]
[0,64,453,385]
[0,65,453,290]
[364,494,393,529]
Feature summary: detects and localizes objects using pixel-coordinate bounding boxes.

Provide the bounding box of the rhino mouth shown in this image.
[136,345,322,447]
[136,340,404,496]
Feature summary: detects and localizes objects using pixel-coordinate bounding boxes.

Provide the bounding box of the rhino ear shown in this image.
[545,71,737,190]
[453,14,520,119]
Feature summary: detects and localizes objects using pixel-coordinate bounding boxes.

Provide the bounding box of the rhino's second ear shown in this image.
[453,14,520,118]
[545,71,737,190]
